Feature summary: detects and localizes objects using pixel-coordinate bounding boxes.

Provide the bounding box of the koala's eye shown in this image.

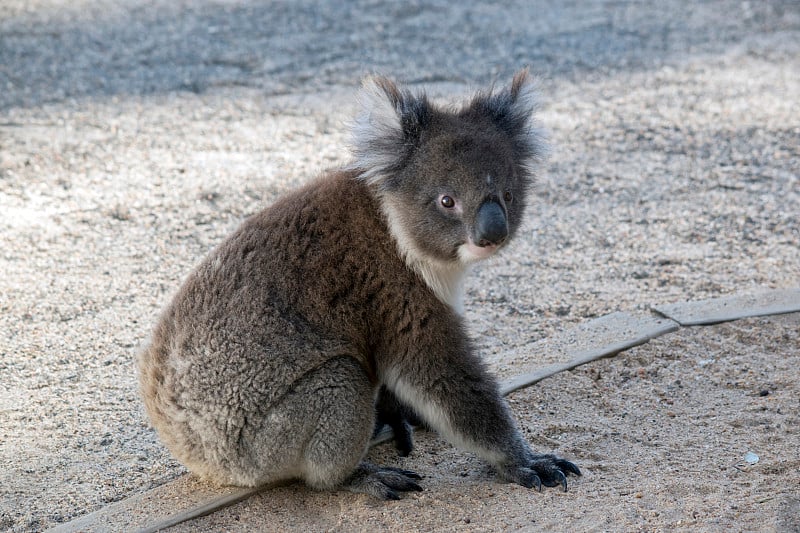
[440,195,455,208]
[503,191,513,203]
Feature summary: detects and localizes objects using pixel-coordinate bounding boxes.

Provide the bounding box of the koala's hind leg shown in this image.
[292,356,423,499]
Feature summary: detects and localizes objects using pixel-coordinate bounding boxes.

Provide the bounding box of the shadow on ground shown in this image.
[1,1,797,109]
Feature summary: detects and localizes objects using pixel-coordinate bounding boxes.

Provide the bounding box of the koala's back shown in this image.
[137,171,413,486]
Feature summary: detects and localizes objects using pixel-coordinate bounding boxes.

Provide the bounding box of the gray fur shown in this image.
[137,70,580,499]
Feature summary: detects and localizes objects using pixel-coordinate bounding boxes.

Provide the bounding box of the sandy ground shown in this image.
[179,314,800,532]
[1,1,799,531]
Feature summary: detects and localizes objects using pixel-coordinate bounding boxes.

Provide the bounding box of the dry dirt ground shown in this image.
[179,314,800,532]
[1,1,799,531]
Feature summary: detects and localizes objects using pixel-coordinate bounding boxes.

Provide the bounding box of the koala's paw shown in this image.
[391,421,415,457]
[345,463,424,500]
[503,454,581,492]
[373,418,415,457]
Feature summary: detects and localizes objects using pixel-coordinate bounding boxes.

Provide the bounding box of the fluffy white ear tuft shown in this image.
[469,68,547,169]
[508,68,540,119]
[354,76,403,141]
[348,76,430,186]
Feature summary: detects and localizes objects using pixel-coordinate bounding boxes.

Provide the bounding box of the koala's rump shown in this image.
[138,172,391,484]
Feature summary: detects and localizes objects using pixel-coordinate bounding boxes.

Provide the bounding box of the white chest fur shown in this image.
[380,198,469,315]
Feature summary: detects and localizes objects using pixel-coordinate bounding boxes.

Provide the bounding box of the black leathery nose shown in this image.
[475,201,508,247]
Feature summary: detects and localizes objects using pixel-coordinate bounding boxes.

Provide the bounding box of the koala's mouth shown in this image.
[458,239,501,263]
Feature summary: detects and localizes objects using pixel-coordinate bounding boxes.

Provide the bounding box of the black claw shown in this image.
[557,459,582,477]
[556,470,568,492]
[396,468,423,480]
[384,475,423,493]
[406,480,424,492]
[515,469,543,491]
[525,454,581,492]
[539,474,562,488]
[376,467,425,493]
[384,489,401,501]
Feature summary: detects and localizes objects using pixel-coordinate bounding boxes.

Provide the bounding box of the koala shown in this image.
[137,70,580,500]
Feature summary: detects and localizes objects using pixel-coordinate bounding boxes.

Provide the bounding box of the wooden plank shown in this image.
[653,288,800,326]
[47,475,258,533]
[500,312,679,395]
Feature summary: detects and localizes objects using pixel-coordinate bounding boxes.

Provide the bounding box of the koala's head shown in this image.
[350,70,544,269]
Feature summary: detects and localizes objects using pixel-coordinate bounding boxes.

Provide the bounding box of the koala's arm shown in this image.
[381,312,580,490]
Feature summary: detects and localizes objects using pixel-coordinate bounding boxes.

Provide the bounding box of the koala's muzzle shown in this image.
[475,201,508,247]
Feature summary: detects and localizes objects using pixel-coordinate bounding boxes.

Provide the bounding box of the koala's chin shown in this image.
[459,240,502,263]
[136,69,580,500]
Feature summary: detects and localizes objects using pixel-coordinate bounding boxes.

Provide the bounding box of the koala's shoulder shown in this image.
[214,171,394,290]
[242,171,380,235]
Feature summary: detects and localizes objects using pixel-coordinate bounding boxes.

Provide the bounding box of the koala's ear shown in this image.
[349,76,431,186]
[468,68,546,165]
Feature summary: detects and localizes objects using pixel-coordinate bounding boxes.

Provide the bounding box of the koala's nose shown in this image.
[475,201,508,247]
